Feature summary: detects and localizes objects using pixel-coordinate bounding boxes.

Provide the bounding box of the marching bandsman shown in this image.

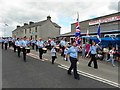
[37,38,44,61]
[35,39,38,51]
[21,36,28,62]
[4,38,8,50]
[12,37,16,52]
[8,37,12,48]
[31,37,36,50]
[1,38,4,49]
[60,37,66,56]
[15,38,21,57]
[67,40,81,80]
[51,38,56,47]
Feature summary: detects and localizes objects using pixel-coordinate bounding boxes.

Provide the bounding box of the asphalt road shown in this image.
[2,48,117,88]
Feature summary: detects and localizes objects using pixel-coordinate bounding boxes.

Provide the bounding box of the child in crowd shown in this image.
[64,46,68,61]
[51,46,57,64]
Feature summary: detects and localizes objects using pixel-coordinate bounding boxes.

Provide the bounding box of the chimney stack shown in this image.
[17,25,20,28]
[29,21,34,25]
[24,23,28,26]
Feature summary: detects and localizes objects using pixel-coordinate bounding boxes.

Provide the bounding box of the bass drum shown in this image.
[42,48,47,53]
[25,47,30,53]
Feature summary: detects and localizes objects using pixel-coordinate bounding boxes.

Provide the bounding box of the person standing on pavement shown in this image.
[60,37,66,57]
[37,38,44,61]
[4,38,8,50]
[51,46,57,64]
[85,42,90,58]
[67,40,81,80]
[107,47,116,67]
[87,41,100,69]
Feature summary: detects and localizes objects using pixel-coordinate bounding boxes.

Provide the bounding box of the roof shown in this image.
[13,18,61,31]
[58,30,120,37]
[71,12,120,25]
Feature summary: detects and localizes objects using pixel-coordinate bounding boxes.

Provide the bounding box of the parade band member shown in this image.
[37,38,44,60]
[87,41,100,69]
[4,38,8,50]
[60,38,66,56]
[31,38,36,50]
[8,37,12,48]
[35,40,38,51]
[67,40,80,80]
[51,46,57,64]
[1,38,4,49]
[21,36,27,62]
[12,38,16,52]
[15,38,21,57]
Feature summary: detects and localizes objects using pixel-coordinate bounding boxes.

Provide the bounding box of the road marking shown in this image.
[9,48,119,88]
[58,64,119,88]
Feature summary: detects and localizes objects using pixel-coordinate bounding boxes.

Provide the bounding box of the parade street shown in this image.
[2,47,119,88]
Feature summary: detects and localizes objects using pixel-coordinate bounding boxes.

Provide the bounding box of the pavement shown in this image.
[2,47,120,88]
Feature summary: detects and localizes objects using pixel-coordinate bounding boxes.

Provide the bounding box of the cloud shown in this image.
[0,0,119,37]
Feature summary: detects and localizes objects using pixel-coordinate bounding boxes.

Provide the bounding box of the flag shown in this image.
[75,12,81,45]
[96,23,101,44]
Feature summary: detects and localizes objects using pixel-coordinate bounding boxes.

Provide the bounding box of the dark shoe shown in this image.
[94,67,98,69]
[88,65,91,67]
[74,77,80,80]
[67,70,72,75]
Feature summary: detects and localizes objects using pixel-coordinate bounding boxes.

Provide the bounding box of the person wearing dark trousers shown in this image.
[60,38,66,56]
[37,38,44,61]
[15,38,21,57]
[87,41,100,69]
[67,40,81,80]
[35,40,38,51]
[31,38,35,50]
[1,38,4,49]
[8,37,12,48]
[51,46,57,64]
[21,36,27,62]
[4,38,8,50]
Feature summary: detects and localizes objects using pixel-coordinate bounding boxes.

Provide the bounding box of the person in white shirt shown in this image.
[4,38,8,50]
[107,47,116,67]
[37,38,44,60]
[60,38,66,56]
[64,46,68,61]
[15,38,21,57]
[51,46,57,64]
[21,36,28,62]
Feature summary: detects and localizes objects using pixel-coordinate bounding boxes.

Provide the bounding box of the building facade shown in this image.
[58,12,120,43]
[12,16,61,40]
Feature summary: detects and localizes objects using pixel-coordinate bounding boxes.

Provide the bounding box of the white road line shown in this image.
[58,64,119,88]
[9,48,119,88]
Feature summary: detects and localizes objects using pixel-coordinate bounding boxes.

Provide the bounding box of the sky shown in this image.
[0,0,119,37]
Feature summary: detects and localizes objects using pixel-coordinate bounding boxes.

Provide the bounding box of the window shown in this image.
[29,28,31,33]
[35,27,37,32]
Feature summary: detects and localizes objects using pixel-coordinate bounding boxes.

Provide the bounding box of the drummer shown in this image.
[21,36,28,62]
[36,38,44,61]
[51,38,56,47]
